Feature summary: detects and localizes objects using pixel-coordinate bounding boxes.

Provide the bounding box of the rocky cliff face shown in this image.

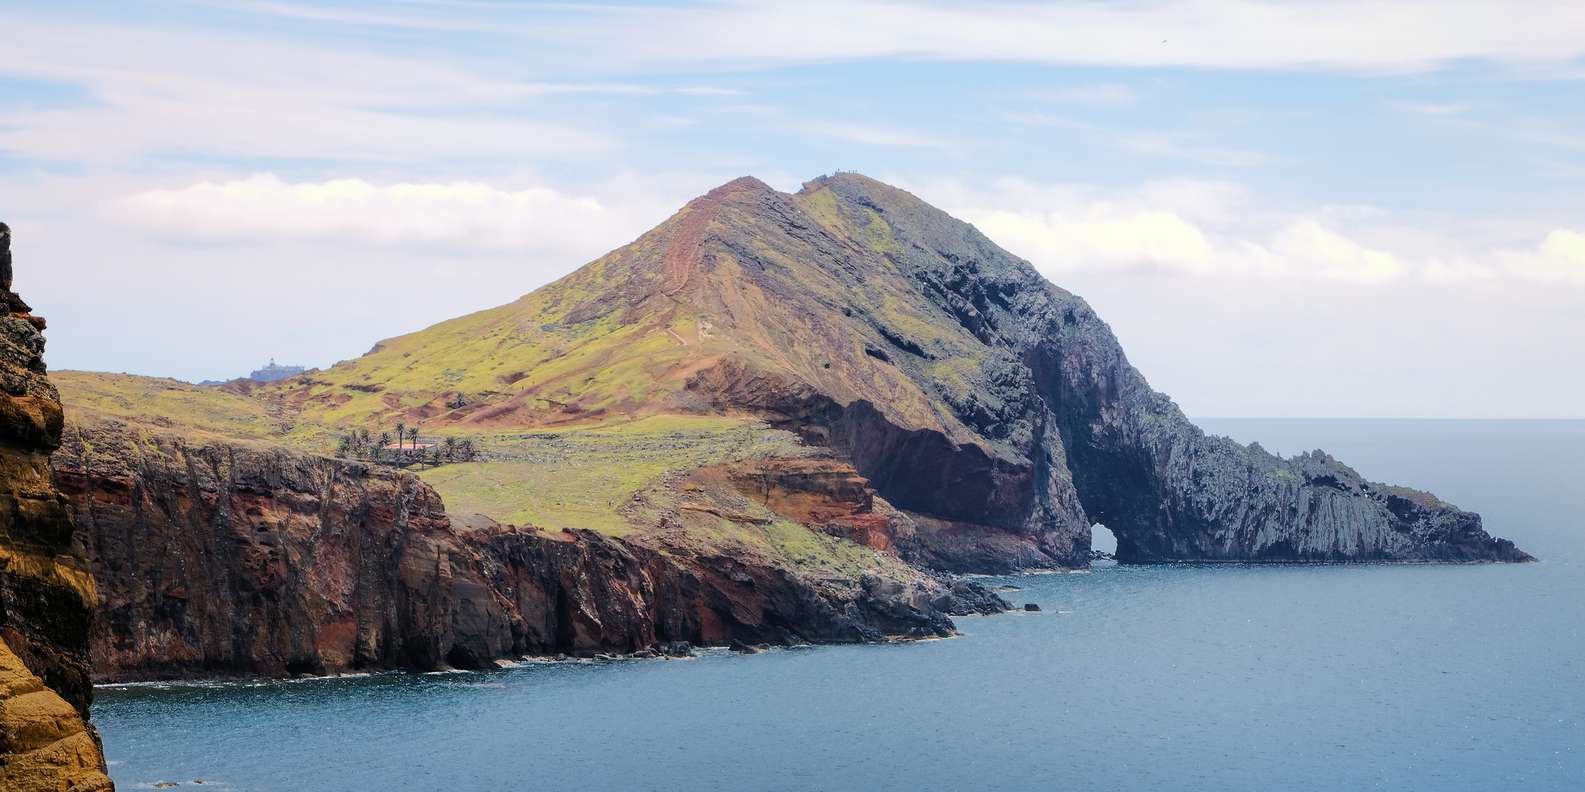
[54,419,1000,680]
[796,175,1533,565]
[0,225,114,791]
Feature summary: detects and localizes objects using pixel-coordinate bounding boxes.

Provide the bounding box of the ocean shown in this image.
[95,419,1585,791]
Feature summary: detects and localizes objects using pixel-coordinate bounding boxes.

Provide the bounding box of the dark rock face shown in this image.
[56,422,483,678]
[53,424,1002,679]
[797,174,1531,565]
[0,230,114,791]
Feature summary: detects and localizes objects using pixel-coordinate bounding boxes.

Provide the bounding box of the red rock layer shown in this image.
[54,421,1001,681]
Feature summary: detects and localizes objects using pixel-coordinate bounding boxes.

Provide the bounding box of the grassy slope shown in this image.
[53,371,287,442]
[416,414,805,533]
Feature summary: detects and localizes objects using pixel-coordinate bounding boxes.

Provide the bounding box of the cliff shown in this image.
[54,419,1000,680]
[792,175,1533,565]
[0,225,113,790]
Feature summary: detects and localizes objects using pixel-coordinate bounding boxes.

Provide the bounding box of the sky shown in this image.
[2,0,1582,418]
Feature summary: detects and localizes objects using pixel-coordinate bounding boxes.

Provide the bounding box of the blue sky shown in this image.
[3,1,1583,417]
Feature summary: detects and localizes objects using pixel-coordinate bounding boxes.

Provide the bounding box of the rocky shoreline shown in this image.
[53,420,1005,682]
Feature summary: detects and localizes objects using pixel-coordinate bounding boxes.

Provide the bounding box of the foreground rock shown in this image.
[54,422,1002,680]
[0,226,113,790]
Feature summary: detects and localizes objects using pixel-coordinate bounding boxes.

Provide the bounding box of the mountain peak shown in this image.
[703,175,776,198]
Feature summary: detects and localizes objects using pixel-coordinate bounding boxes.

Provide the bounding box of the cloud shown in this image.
[797,121,951,149]
[117,175,633,254]
[562,1,1585,74]
[206,1,1585,74]
[969,206,1401,283]
[1261,220,1405,283]
[998,114,1267,168]
[1391,102,1471,116]
[0,13,737,166]
[1499,229,1585,285]
[1115,132,1269,168]
[969,206,1219,275]
[935,178,1585,288]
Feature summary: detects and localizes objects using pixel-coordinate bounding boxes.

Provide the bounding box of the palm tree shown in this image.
[406,427,419,450]
[459,438,476,461]
[443,436,458,462]
[378,431,391,453]
[395,422,406,451]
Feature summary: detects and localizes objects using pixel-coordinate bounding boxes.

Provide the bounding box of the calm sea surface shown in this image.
[96,419,1585,791]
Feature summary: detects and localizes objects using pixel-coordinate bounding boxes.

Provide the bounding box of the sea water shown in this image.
[95,420,1585,791]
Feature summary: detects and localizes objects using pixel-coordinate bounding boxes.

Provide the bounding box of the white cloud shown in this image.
[1391,102,1471,116]
[936,178,1581,288]
[1261,220,1405,284]
[998,115,1267,168]
[1499,229,1585,285]
[797,121,951,149]
[209,0,1585,74]
[1115,132,1269,168]
[117,175,634,254]
[0,14,691,165]
[565,1,1585,74]
[971,206,1402,283]
[971,206,1219,275]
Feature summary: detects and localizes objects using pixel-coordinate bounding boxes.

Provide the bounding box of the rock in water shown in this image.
[0,227,114,791]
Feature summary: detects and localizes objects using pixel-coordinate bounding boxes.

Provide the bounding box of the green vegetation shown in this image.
[336,426,480,468]
[418,414,805,534]
[761,518,883,578]
[54,371,289,442]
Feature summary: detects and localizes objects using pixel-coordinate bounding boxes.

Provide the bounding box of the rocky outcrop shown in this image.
[650,175,1529,568]
[56,421,483,679]
[53,421,1002,680]
[0,225,113,791]
[786,174,1532,565]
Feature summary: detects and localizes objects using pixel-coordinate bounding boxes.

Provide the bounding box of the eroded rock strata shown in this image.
[805,175,1532,564]
[0,226,113,791]
[675,175,1531,566]
[55,422,1000,680]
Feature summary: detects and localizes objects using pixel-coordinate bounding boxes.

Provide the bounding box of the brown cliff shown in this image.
[54,419,1001,680]
[0,224,113,790]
